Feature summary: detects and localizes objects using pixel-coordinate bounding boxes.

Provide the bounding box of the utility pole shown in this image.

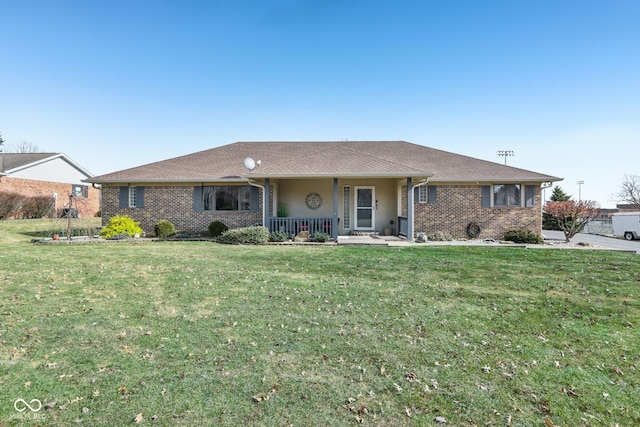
[577,180,584,201]
[497,150,514,165]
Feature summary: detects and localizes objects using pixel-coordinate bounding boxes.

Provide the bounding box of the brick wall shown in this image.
[0,176,100,218]
[101,185,263,235]
[403,184,542,240]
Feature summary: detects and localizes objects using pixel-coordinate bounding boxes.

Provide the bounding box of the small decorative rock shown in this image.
[294,231,310,242]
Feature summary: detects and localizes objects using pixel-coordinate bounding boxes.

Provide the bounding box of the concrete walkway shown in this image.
[336,231,640,254]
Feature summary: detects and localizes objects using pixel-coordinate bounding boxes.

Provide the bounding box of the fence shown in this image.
[582,219,613,235]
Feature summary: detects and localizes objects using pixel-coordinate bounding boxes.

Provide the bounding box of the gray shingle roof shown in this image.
[87,141,561,184]
[0,153,60,172]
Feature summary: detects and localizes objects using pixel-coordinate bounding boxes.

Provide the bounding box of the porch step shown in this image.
[349,231,380,236]
[337,235,388,246]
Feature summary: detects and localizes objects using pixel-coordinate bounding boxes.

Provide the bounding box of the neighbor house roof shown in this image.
[87,141,562,184]
[0,152,94,177]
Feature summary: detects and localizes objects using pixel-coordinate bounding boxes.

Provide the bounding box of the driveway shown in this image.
[543,230,640,254]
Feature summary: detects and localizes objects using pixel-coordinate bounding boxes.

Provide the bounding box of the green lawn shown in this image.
[1,220,639,426]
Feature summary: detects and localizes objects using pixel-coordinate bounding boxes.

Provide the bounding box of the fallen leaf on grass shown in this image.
[251,384,279,403]
[435,416,447,423]
[544,418,554,426]
[252,394,269,403]
[134,413,144,423]
[613,366,624,375]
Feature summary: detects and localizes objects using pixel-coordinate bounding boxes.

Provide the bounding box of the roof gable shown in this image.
[0,153,94,179]
[88,141,561,184]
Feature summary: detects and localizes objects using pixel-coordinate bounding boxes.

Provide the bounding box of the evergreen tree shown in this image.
[543,186,572,230]
[550,186,571,202]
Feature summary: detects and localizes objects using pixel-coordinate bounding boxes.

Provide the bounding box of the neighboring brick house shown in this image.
[0,153,100,218]
[87,141,562,240]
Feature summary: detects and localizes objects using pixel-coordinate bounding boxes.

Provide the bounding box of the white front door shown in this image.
[354,186,375,230]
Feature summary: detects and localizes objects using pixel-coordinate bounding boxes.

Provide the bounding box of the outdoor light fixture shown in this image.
[497,150,515,165]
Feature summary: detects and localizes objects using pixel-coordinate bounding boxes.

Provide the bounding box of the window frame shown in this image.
[72,184,88,198]
[493,184,522,207]
[128,186,137,208]
[202,185,253,212]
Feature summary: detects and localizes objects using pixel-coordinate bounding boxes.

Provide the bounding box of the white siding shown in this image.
[9,157,91,184]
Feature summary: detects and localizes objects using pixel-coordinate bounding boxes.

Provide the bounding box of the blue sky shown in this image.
[1,0,638,207]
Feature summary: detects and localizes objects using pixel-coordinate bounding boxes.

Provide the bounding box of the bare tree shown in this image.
[613,174,640,208]
[9,141,40,153]
[544,200,600,242]
[0,132,5,152]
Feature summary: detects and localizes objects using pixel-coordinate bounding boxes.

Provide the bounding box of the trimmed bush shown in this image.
[269,231,288,242]
[219,226,270,244]
[154,220,176,238]
[100,215,144,239]
[503,229,543,244]
[313,232,331,243]
[0,192,26,220]
[209,221,228,238]
[21,196,55,219]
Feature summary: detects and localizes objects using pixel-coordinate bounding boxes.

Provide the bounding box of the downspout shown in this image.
[247,178,268,230]
[408,177,430,242]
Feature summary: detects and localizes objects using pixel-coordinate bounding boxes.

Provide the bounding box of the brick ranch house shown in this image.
[87,141,562,241]
[1,152,100,218]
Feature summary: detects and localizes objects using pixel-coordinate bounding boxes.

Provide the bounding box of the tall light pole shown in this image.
[577,180,584,201]
[497,150,515,165]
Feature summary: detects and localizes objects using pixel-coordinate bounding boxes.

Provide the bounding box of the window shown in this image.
[72,184,88,198]
[119,186,144,208]
[202,186,252,211]
[128,186,138,207]
[414,185,436,204]
[493,184,521,207]
[418,186,428,203]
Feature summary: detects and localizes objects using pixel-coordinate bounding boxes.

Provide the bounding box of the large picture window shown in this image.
[493,184,521,207]
[203,186,252,211]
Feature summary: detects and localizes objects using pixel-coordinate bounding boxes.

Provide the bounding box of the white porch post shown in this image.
[407,177,414,241]
[332,178,338,239]
[264,178,270,231]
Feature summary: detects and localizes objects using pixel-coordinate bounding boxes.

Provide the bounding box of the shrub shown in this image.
[219,226,269,244]
[313,232,331,243]
[154,220,176,238]
[100,215,144,239]
[21,196,55,219]
[209,221,228,237]
[0,192,26,220]
[503,229,543,244]
[269,231,288,242]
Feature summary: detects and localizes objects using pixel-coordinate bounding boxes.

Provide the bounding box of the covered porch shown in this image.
[253,176,428,240]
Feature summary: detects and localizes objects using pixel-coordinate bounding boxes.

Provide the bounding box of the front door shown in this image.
[354,186,375,230]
